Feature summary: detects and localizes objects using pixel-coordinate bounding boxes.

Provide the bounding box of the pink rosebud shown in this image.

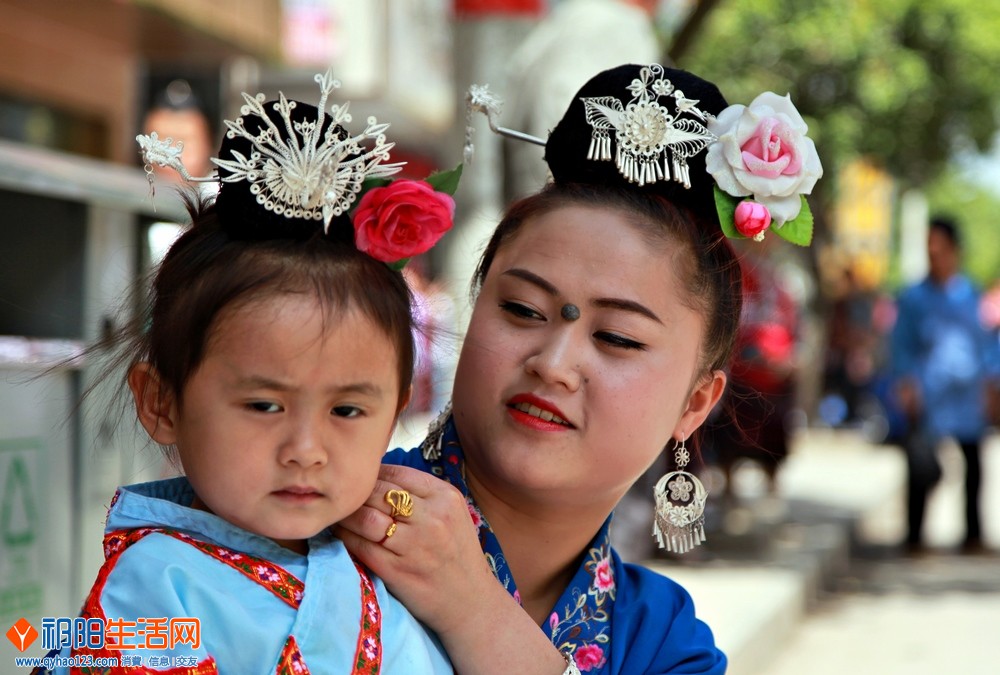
[734,200,772,241]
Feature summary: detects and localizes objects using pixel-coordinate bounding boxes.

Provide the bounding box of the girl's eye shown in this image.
[499,301,545,321]
[248,401,282,413]
[332,405,363,418]
[594,331,646,351]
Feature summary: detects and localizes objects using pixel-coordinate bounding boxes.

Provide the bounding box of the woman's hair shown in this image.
[472,181,742,375]
[121,192,415,412]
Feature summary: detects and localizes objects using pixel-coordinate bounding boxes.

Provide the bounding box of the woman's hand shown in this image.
[336,464,569,675]
[336,463,496,634]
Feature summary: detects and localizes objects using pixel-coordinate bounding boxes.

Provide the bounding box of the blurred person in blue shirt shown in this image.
[891,215,1000,554]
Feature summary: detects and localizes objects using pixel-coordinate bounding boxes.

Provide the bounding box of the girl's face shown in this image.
[135,294,402,554]
[453,205,724,512]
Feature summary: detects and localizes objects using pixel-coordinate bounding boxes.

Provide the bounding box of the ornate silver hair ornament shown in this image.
[137,70,404,232]
[581,64,716,189]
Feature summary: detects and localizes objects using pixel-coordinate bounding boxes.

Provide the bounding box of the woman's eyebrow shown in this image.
[500,268,559,296]
[591,298,663,324]
[502,267,663,324]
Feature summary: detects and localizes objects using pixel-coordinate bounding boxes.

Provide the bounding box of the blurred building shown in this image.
[0,0,459,634]
[0,0,281,162]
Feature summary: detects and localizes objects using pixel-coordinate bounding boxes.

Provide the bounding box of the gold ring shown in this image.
[383,521,397,540]
[384,489,414,518]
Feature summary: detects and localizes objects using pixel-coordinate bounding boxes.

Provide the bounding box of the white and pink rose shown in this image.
[706,92,823,233]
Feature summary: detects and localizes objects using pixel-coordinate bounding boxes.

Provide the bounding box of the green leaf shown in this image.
[713,186,746,240]
[361,177,393,191]
[425,163,463,196]
[387,257,410,271]
[772,196,814,246]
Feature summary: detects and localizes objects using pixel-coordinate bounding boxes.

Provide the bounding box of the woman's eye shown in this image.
[332,405,363,418]
[595,331,646,351]
[248,401,282,413]
[499,301,545,321]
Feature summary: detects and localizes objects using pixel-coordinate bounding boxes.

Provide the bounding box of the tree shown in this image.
[676,0,1000,417]
[679,0,1000,252]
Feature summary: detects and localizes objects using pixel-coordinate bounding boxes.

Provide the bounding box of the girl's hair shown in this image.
[472,181,742,375]
[123,192,415,412]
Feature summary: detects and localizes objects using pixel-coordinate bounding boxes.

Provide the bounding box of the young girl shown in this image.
[45,72,456,674]
[338,63,822,674]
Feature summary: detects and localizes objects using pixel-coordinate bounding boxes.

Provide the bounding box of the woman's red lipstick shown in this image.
[506,393,575,431]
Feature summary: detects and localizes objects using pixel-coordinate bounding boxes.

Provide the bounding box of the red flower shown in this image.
[353,180,455,263]
[574,644,607,671]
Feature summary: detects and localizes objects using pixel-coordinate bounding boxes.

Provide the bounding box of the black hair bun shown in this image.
[213,99,355,244]
[544,64,728,225]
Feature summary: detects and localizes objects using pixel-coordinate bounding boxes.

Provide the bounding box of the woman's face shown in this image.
[453,205,725,512]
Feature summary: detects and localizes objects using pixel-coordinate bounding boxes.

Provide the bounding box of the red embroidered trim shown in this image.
[351,562,382,675]
[275,635,309,674]
[74,528,382,674]
[70,532,219,674]
[104,528,305,609]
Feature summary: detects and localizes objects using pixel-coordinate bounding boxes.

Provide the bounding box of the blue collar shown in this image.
[432,416,618,669]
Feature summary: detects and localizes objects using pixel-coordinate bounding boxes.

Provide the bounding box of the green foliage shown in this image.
[425,163,463,196]
[773,197,815,247]
[924,167,1000,286]
[682,0,1000,190]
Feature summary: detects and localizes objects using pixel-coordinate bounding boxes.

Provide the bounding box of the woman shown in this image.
[339,63,822,674]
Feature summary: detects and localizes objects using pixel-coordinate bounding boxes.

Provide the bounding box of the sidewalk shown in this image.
[643,427,933,675]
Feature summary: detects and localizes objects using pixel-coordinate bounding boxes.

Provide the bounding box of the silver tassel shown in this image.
[652,437,708,554]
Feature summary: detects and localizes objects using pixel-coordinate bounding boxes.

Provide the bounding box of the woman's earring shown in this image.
[653,436,708,554]
[420,400,452,460]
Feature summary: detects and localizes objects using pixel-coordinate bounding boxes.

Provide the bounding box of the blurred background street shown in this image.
[649,427,1000,675]
[3,1,1000,673]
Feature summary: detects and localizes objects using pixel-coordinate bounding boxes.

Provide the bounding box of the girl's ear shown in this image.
[676,369,727,436]
[127,362,179,445]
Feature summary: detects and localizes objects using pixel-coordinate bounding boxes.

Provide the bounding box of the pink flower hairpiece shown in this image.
[706,92,823,245]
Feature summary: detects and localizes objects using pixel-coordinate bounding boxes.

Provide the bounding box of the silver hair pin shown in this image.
[464,83,546,165]
[582,64,716,189]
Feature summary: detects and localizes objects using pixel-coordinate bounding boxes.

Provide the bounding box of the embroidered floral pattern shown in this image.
[467,501,485,529]
[276,636,309,675]
[421,417,617,670]
[547,544,615,665]
[104,528,306,609]
[574,643,608,672]
[73,529,220,675]
[592,556,614,594]
[352,562,382,675]
[87,527,383,674]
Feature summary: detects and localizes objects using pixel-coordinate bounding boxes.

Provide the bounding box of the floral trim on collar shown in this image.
[429,416,617,671]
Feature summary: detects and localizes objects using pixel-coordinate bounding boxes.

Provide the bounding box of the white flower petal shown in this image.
[708,104,746,136]
[760,193,802,225]
[706,143,750,197]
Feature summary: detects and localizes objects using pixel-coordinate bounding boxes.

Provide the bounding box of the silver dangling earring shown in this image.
[653,436,708,554]
[420,400,452,461]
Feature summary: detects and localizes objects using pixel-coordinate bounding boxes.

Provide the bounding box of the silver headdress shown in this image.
[137,70,404,231]
[580,64,716,189]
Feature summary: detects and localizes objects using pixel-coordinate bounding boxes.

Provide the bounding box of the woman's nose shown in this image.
[524,328,584,391]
